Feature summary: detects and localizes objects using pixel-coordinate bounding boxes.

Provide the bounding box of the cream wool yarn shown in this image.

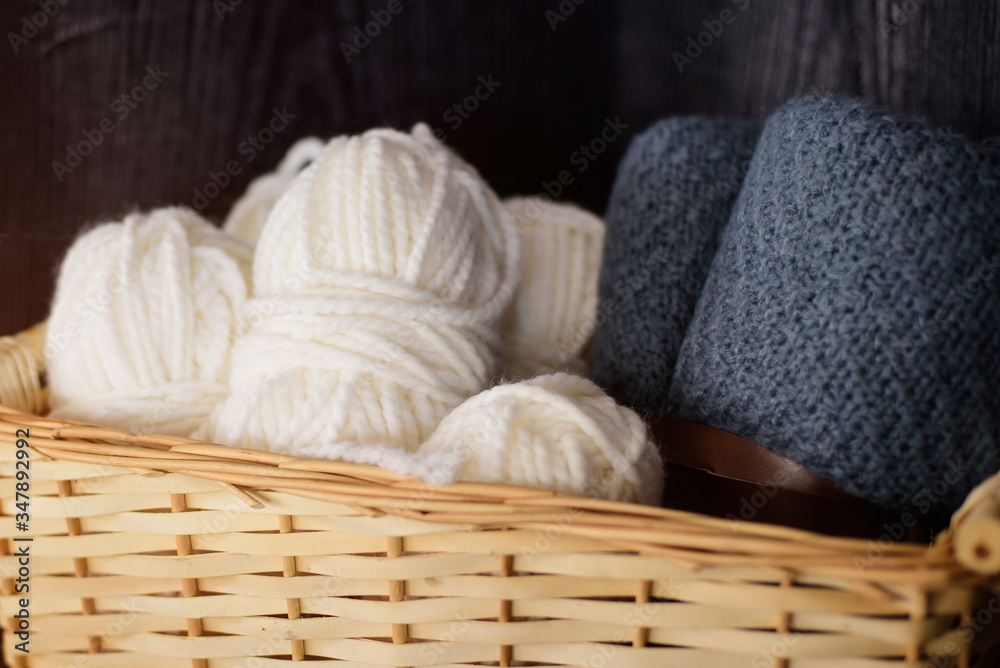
[207,124,520,454]
[45,207,252,437]
[501,197,604,380]
[417,373,664,504]
[222,137,326,245]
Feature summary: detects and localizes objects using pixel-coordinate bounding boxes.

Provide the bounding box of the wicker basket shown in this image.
[3,324,1000,668]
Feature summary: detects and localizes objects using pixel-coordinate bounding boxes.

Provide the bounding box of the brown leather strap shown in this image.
[645,416,932,542]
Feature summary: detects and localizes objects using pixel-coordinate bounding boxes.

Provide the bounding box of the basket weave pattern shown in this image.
[2,326,1000,667]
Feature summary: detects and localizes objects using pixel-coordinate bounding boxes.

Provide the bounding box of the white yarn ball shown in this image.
[223,137,326,246]
[418,373,664,505]
[502,197,604,380]
[207,124,520,454]
[45,208,252,437]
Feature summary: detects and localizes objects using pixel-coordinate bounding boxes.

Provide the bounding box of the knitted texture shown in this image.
[591,117,761,412]
[670,96,1000,523]
[223,137,326,246]
[46,207,252,437]
[501,197,605,381]
[206,125,520,454]
[418,373,664,504]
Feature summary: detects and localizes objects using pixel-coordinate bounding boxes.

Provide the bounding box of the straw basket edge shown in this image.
[2,323,1000,667]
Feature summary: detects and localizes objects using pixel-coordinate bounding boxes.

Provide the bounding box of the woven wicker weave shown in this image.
[2,323,1000,667]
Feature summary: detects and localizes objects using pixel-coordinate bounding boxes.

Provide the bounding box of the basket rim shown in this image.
[2,322,998,585]
[1,402,986,585]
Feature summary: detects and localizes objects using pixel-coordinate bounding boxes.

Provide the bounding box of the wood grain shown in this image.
[0,0,997,337]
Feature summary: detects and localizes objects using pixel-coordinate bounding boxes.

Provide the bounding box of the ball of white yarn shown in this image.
[501,197,604,380]
[45,207,252,437]
[418,373,664,505]
[223,137,326,246]
[207,125,520,454]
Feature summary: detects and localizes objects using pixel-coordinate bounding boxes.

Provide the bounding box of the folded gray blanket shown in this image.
[591,117,761,412]
[670,96,1000,524]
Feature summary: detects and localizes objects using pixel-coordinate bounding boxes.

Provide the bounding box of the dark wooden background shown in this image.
[1,0,998,336]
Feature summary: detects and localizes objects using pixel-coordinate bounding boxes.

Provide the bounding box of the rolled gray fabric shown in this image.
[591,117,761,412]
[670,96,1000,525]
